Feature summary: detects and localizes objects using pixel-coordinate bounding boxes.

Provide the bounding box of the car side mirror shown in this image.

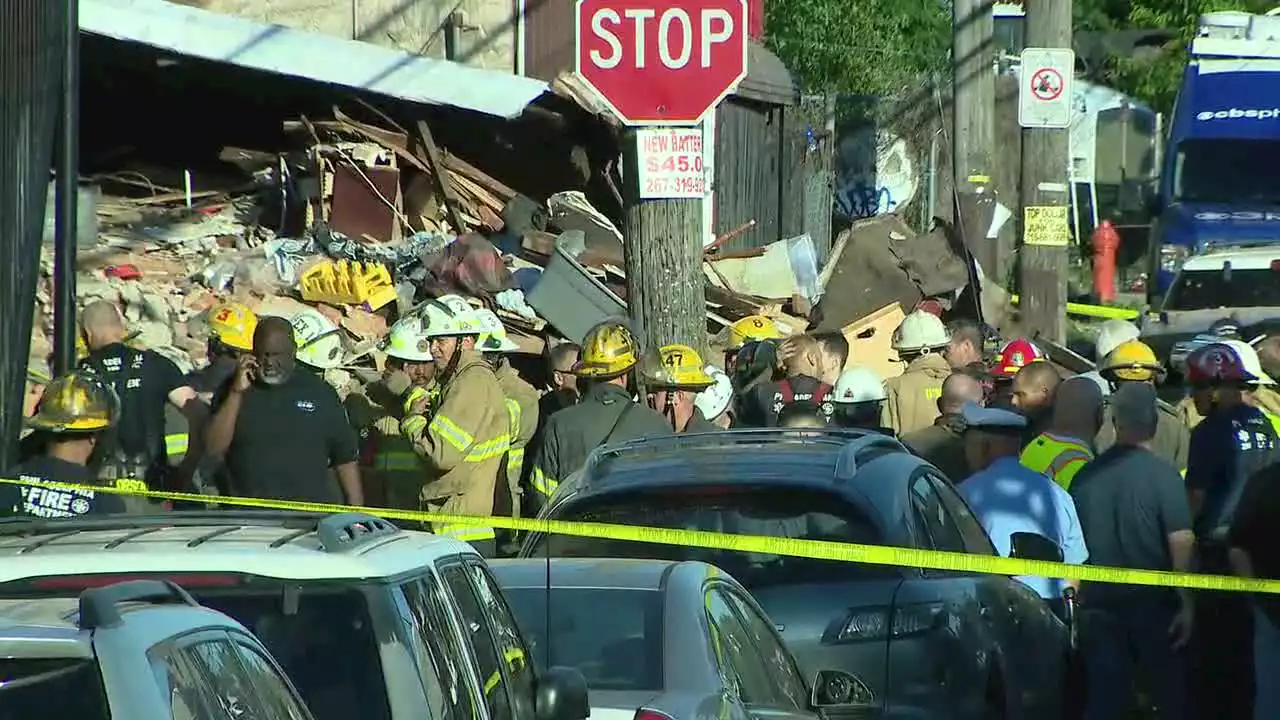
[1009,532,1063,563]
[535,666,590,720]
[810,669,874,708]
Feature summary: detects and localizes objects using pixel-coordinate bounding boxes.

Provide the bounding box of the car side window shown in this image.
[721,588,809,710]
[231,640,310,720]
[442,563,515,720]
[928,472,997,556]
[401,576,479,720]
[185,638,270,720]
[150,644,221,720]
[704,588,778,705]
[910,472,967,555]
[468,561,537,714]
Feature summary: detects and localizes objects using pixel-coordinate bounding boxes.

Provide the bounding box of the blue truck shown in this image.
[1148,10,1280,302]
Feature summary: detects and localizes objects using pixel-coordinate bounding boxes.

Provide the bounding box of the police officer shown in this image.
[530,320,670,514]
[1095,340,1191,474]
[830,368,893,434]
[644,344,721,433]
[399,296,510,556]
[882,310,953,435]
[0,372,129,518]
[78,300,203,502]
[472,308,540,522]
[1183,342,1280,720]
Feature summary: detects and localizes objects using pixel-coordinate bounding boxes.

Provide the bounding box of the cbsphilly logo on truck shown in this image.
[1195,107,1280,121]
[1193,211,1280,221]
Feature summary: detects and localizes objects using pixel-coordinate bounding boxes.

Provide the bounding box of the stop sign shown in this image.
[575,0,748,125]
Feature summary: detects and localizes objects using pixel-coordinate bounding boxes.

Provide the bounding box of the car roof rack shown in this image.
[582,427,899,475]
[79,580,199,631]
[315,513,400,552]
[0,510,402,554]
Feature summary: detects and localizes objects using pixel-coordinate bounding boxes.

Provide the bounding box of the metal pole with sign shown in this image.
[575,0,747,358]
[1018,22,1074,342]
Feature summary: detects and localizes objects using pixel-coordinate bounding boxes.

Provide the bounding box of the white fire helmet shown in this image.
[290,308,346,370]
[693,365,734,421]
[473,308,520,353]
[1094,319,1141,363]
[892,310,950,352]
[384,316,434,363]
[832,367,888,404]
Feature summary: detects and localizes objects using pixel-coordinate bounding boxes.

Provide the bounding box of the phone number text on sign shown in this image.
[637,128,708,199]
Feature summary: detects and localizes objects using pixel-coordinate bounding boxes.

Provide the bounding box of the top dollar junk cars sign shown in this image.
[575,0,749,125]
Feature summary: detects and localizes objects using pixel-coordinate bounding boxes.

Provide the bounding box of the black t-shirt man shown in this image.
[1229,462,1280,627]
[213,369,359,504]
[79,343,184,485]
[0,456,128,518]
[1069,444,1193,608]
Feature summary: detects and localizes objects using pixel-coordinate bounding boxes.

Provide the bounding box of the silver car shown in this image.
[490,558,844,720]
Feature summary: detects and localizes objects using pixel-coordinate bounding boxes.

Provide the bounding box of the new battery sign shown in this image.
[575,0,749,125]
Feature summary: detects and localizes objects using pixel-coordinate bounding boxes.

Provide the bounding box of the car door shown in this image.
[927,472,1065,717]
[718,584,818,720]
[897,470,994,716]
[150,631,312,720]
[397,573,484,720]
[227,634,316,720]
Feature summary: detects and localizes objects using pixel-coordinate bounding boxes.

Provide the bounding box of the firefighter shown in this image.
[289,308,347,375]
[472,307,540,521]
[883,310,953,435]
[369,314,442,511]
[1019,376,1103,491]
[1177,339,1280,434]
[830,367,892,434]
[0,371,128,517]
[399,297,510,556]
[529,320,670,514]
[643,344,720,433]
[1095,340,1191,474]
[987,337,1046,406]
[694,366,736,429]
[723,315,781,375]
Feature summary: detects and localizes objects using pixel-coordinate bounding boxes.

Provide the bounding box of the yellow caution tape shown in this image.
[0,477,1275,594]
[1008,295,1140,321]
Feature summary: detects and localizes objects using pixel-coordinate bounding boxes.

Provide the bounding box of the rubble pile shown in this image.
[30,107,986,394]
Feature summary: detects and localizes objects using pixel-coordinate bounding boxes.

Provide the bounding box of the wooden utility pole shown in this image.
[1018,0,1072,343]
[952,0,999,280]
[621,130,708,362]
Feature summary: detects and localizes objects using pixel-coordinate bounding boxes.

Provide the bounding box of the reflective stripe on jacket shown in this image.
[882,353,951,436]
[401,351,509,541]
[495,361,540,517]
[1020,432,1094,491]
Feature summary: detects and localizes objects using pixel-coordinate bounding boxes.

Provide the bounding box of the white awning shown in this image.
[81,0,549,119]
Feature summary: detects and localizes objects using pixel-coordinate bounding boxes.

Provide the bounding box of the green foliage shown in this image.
[1075,0,1280,113]
[763,0,950,99]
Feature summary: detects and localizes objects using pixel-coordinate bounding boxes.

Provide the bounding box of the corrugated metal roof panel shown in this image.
[81,0,549,119]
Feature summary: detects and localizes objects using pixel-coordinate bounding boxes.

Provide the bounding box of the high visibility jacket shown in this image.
[882,354,951,436]
[494,361,539,518]
[1020,432,1094,491]
[402,351,509,543]
[370,382,439,511]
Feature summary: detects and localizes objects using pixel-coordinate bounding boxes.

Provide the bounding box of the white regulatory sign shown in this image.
[636,127,708,199]
[1018,47,1075,129]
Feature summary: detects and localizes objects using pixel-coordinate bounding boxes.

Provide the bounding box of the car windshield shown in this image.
[532,487,894,588]
[502,588,663,691]
[1163,268,1280,310]
[0,659,110,719]
[196,587,390,720]
[1174,138,1280,204]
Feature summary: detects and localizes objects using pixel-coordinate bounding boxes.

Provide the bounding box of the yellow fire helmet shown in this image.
[208,302,258,353]
[28,370,120,433]
[728,315,781,350]
[1101,339,1164,382]
[573,320,640,379]
[644,344,716,390]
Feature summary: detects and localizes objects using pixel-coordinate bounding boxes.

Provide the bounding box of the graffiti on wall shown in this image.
[834,126,919,220]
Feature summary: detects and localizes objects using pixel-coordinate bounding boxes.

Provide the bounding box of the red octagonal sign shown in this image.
[575,0,749,125]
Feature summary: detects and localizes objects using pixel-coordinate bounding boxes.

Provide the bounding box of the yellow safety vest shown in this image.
[1020,432,1094,491]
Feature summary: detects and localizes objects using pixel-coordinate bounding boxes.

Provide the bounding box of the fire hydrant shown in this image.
[1092,220,1121,304]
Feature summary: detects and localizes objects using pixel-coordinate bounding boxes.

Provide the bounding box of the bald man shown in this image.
[205,317,363,506]
[1020,376,1103,491]
[902,372,986,483]
[1010,362,1061,431]
[78,300,203,498]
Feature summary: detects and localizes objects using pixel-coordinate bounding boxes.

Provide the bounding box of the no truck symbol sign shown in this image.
[1018,47,1074,129]
[1030,68,1063,101]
